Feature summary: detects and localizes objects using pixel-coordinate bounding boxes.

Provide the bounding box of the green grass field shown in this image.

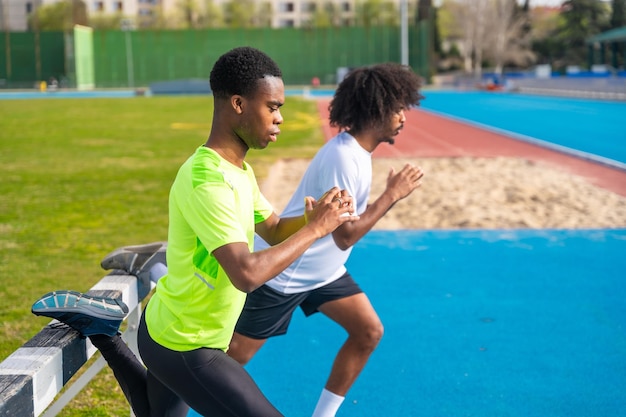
[0,95,324,416]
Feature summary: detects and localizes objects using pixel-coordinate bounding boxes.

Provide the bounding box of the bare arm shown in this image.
[214,187,359,292]
[254,213,305,246]
[255,185,357,245]
[332,163,424,250]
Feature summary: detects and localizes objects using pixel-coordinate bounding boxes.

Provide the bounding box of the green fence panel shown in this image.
[1,25,430,89]
[92,25,429,88]
[39,32,66,82]
[410,20,432,79]
[0,33,7,86]
[74,25,95,90]
[5,32,36,83]
[0,32,65,89]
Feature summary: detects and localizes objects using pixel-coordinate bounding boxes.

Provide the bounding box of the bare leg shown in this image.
[318,293,383,396]
[228,332,268,365]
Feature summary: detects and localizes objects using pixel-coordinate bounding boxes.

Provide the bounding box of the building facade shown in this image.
[1,0,410,31]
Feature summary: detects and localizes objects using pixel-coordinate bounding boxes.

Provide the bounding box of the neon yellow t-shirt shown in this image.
[145,146,273,352]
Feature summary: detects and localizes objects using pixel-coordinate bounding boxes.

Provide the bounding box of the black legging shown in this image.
[92,313,283,417]
[137,313,284,417]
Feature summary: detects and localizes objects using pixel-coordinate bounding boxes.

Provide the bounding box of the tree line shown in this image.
[29,0,415,31]
[27,0,626,74]
[436,0,625,75]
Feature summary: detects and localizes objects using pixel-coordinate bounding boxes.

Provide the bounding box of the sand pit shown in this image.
[260,157,626,229]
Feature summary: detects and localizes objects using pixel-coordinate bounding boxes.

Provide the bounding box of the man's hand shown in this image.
[385,163,424,202]
[304,186,359,238]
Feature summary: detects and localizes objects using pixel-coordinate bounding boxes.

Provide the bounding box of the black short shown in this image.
[234,272,362,339]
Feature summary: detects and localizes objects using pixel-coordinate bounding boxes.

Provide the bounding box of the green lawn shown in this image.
[0,95,324,416]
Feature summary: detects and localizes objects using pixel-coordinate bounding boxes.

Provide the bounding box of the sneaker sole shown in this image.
[32,290,128,321]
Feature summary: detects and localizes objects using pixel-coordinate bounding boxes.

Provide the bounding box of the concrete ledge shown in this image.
[0,274,140,417]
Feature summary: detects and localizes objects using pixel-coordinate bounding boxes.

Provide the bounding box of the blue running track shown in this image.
[188,229,626,417]
[419,91,626,166]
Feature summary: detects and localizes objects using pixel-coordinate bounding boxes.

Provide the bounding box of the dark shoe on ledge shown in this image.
[100,241,167,299]
[32,290,128,337]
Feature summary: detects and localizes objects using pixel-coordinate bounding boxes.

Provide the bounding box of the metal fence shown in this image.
[1,24,432,90]
[0,31,67,89]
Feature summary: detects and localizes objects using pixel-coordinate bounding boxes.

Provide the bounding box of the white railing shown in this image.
[0,242,166,417]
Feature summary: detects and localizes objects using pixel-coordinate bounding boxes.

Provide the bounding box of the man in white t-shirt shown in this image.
[229,63,425,417]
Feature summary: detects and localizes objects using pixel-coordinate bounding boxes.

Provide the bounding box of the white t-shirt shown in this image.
[255,131,372,294]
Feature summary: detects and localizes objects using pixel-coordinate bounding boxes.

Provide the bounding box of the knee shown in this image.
[355,319,384,351]
[370,320,384,348]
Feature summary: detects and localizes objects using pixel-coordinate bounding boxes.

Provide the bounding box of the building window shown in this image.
[279,19,294,27]
[95,1,104,11]
[115,1,122,11]
[279,2,294,13]
[342,2,350,12]
[26,2,32,13]
[305,2,316,12]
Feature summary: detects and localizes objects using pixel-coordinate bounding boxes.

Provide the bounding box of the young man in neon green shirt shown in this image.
[32,46,358,417]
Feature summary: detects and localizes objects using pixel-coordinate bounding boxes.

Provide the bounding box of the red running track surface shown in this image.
[317,100,626,197]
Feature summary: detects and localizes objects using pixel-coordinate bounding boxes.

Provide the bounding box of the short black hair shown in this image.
[210,47,282,99]
[329,63,423,133]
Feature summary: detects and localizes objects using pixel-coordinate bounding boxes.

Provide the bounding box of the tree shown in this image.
[418,0,432,21]
[136,7,172,29]
[252,2,272,28]
[88,13,125,30]
[435,1,461,70]
[197,0,225,28]
[426,2,442,57]
[354,0,400,27]
[610,0,626,27]
[528,2,562,65]
[555,0,610,67]
[176,0,201,28]
[487,0,535,75]
[610,0,626,68]
[437,0,535,76]
[449,0,489,75]
[436,0,463,41]
[223,0,255,28]
[355,0,383,27]
[311,7,332,28]
[29,0,88,31]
